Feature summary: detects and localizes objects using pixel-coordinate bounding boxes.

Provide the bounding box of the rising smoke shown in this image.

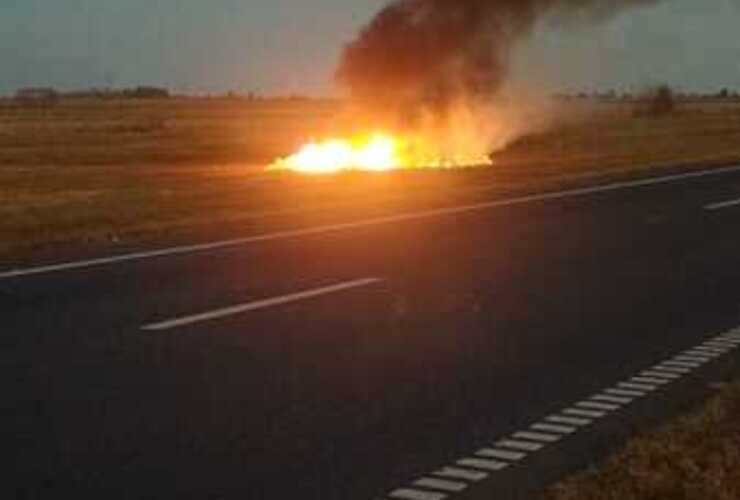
[337,0,663,118]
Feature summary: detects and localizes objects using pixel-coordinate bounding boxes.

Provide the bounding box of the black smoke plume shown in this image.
[337,0,662,117]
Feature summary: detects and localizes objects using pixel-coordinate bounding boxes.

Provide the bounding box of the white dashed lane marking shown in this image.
[680,352,718,360]
[496,439,545,453]
[564,407,606,418]
[704,196,740,211]
[513,431,562,443]
[413,478,467,493]
[640,370,680,380]
[674,355,712,364]
[653,365,691,375]
[476,448,525,462]
[389,488,447,500]
[531,423,577,435]
[456,458,508,472]
[705,340,737,348]
[592,394,633,405]
[433,468,488,482]
[380,328,740,500]
[606,388,646,398]
[577,401,621,412]
[630,376,670,386]
[692,346,728,354]
[618,382,657,391]
[662,360,702,369]
[141,278,383,331]
[546,415,592,427]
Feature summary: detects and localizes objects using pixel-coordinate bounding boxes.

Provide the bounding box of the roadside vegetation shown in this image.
[543,380,740,500]
[2,97,740,260]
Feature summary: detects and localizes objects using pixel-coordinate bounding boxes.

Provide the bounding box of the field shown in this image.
[2,97,740,262]
[544,380,740,500]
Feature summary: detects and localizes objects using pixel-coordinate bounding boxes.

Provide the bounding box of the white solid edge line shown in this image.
[705,197,740,211]
[4,164,740,280]
[141,278,383,331]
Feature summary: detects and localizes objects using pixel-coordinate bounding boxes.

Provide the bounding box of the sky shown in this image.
[1,0,739,96]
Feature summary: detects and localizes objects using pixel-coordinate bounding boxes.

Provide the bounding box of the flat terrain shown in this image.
[2,98,740,261]
[4,97,740,500]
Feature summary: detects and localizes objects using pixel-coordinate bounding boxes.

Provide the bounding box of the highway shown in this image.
[5,165,740,500]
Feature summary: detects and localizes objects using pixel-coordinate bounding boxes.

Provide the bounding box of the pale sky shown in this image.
[1,0,739,95]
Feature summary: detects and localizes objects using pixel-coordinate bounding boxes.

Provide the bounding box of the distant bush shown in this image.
[111,119,168,135]
[123,86,170,99]
[633,84,676,117]
[14,87,59,107]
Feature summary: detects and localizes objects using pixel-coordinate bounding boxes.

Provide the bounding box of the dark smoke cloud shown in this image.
[337,0,663,115]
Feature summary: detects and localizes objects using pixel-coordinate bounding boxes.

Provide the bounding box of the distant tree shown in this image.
[718,88,730,99]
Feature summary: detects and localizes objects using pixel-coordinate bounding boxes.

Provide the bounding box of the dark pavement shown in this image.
[4,167,740,499]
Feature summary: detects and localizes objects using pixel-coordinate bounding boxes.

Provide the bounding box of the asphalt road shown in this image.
[5,166,740,500]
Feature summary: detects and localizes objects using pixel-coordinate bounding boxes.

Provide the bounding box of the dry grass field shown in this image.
[2,97,740,261]
[543,380,740,500]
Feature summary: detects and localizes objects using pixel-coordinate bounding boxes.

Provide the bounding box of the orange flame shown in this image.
[268,131,492,174]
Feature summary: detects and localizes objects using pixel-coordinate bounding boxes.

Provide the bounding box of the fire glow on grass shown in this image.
[268,132,493,174]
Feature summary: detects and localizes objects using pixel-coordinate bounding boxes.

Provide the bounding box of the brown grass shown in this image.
[2,98,740,261]
[543,382,740,500]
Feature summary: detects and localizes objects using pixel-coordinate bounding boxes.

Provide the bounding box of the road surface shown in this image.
[4,166,740,500]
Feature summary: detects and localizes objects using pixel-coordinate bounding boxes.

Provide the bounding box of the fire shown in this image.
[269,131,492,174]
[270,133,399,174]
